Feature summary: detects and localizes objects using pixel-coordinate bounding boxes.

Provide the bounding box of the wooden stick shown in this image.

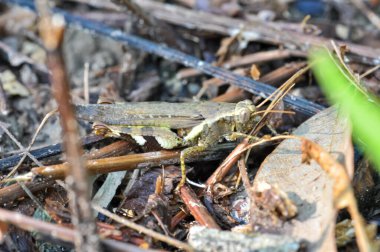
[179,185,220,229]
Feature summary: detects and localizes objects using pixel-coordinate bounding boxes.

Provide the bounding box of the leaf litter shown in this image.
[0,1,379,251]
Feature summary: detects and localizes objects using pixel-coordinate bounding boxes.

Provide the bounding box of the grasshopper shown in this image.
[75,100,259,190]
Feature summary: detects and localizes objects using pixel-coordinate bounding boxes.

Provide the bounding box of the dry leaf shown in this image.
[92,171,127,213]
[250,64,260,80]
[253,107,353,251]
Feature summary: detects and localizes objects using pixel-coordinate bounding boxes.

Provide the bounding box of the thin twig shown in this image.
[0,207,156,251]
[4,109,57,179]
[237,157,252,193]
[0,179,55,204]
[179,185,220,229]
[0,207,77,242]
[0,121,43,167]
[36,1,99,250]
[17,181,45,210]
[0,135,103,171]
[360,64,380,78]
[31,144,235,179]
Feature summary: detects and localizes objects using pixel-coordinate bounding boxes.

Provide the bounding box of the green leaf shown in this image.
[310,50,380,172]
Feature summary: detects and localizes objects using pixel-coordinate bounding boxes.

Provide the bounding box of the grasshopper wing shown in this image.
[75,102,235,129]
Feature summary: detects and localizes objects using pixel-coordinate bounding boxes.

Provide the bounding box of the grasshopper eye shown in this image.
[238,108,251,123]
[235,100,255,123]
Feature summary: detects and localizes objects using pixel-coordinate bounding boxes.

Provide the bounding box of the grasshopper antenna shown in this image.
[250,66,310,136]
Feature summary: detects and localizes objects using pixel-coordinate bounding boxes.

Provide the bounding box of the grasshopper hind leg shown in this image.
[177,145,207,191]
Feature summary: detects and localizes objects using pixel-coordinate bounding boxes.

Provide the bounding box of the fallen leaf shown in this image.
[250,64,260,80]
[253,106,353,251]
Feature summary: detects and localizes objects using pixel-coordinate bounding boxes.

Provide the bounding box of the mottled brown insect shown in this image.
[75,100,259,189]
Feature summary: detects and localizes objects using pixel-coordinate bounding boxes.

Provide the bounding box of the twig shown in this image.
[93,204,194,251]
[206,138,250,192]
[17,181,45,210]
[4,109,57,179]
[170,210,188,230]
[229,135,297,160]
[179,185,220,229]
[237,157,252,193]
[0,207,156,251]
[360,64,380,78]
[0,179,55,204]
[35,1,99,250]
[260,62,308,86]
[0,121,43,167]
[223,50,307,69]
[85,140,135,159]
[0,207,77,242]
[0,116,52,212]
[31,143,235,178]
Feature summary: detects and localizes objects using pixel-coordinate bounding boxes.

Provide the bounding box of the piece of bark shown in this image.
[188,226,301,252]
[253,107,353,251]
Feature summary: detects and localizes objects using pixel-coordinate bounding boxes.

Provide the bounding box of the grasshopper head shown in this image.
[234,100,256,132]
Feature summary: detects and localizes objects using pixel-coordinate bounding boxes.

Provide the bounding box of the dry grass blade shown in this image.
[250,65,309,138]
[329,41,369,99]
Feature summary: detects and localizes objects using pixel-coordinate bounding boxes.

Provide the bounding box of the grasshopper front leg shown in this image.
[177,145,207,191]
